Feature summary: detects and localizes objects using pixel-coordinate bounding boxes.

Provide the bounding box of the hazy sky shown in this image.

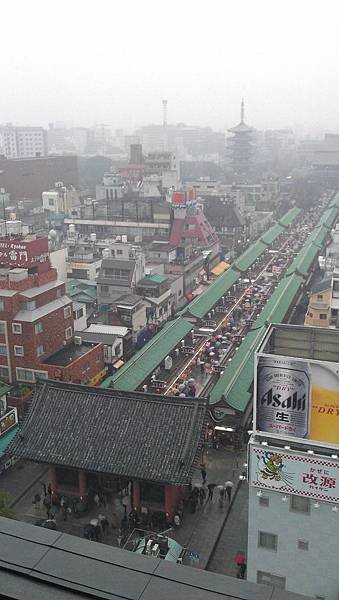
[1,0,339,135]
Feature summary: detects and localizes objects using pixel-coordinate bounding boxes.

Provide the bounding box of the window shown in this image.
[317,294,323,300]
[48,198,54,206]
[35,321,43,334]
[0,344,7,355]
[0,300,4,311]
[16,368,34,382]
[14,345,24,356]
[290,495,310,513]
[319,314,327,320]
[64,306,72,319]
[56,288,62,298]
[259,495,269,507]
[258,531,277,551]
[75,308,84,319]
[36,344,44,357]
[21,300,36,311]
[257,572,285,589]
[309,312,313,318]
[65,327,72,340]
[100,285,109,295]
[297,539,309,551]
[116,249,123,255]
[0,366,9,378]
[12,323,22,334]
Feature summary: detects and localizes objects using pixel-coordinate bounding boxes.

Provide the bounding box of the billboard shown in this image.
[172,191,186,206]
[0,408,18,437]
[249,444,339,504]
[254,354,339,447]
[0,237,49,268]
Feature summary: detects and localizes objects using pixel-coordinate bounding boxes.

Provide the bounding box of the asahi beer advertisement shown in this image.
[250,445,339,503]
[255,354,339,447]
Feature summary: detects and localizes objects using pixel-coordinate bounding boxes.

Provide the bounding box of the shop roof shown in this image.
[185,268,238,319]
[142,274,168,284]
[260,222,285,245]
[9,381,207,486]
[102,318,193,391]
[278,206,301,227]
[234,240,267,272]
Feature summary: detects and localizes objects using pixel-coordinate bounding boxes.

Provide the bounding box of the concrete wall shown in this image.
[247,485,339,599]
[50,248,68,281]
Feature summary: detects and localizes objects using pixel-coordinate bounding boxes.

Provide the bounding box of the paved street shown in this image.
[207,479,249,577]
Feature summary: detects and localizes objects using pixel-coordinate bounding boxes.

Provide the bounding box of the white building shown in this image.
[247,324,339,599]
[0,125,47,158]
[42,182,80,217]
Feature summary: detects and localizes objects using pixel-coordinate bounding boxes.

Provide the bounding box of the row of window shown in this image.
[259,493,310,513]
[0,327,73,358]
[258,530,309,552]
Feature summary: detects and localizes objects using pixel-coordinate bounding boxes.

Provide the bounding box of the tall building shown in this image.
[227,99,255,174]
[247,323,339,599]
[0,234,104,385]
[0,125,47,159]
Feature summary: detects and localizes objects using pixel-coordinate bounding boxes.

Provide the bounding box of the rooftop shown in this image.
[9,380,207,485]
[0,516,313,600]
[43,342,98,366]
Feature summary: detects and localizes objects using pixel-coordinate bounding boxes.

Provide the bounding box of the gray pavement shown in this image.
[207,479,249,577]
[0,447,247,572]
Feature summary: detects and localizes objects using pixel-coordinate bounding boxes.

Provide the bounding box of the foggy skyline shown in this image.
[1,0,339,135]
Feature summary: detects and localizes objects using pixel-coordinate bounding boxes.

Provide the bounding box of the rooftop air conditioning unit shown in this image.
[74,336,82,345]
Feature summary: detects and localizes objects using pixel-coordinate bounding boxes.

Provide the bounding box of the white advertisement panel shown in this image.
[250,444,339,503]
[254,353,339,448]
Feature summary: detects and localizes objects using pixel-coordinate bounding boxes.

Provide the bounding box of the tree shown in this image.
[0,492,15,519]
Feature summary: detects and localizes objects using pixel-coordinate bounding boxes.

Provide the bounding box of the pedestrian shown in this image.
[207,483,216,501]
[34,493,41,510]
[200,361,205,376]
[199,487,206,506]
[200,466,207,485]
[225,481,234,502]
[41,482,47,497]
[47,483,52,495]
[122,494,129,516]
[94,493,100,507]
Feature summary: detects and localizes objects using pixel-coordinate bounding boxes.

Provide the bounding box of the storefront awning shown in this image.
[211,261,230,276]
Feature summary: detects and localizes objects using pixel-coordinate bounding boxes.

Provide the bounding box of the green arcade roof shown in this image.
[101,317,193,391]
[187,268,238,319]
[278,207,301,227]
[234,240,267,272]
[260,223,285,245]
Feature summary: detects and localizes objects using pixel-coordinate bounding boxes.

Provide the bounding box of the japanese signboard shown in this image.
[0,237,49,268]
[249,444,339,504]
[254,354,339,448]
[0,408,18,437]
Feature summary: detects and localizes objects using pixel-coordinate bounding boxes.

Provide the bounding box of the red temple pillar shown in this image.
[132,481,141,511]
[50,465,57,494]
[78,470,87,498]
[165,485,179,521]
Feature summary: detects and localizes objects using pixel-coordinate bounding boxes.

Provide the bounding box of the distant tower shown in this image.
[228,99,255,175]
[162,99,168,151]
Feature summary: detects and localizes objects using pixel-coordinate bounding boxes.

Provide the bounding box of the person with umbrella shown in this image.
[234,551,246,579]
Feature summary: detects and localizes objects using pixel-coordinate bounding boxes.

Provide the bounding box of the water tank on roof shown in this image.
[121,235,127,243]
[69,224,76,236]
[90,233,97,243]
[102,248,111,259]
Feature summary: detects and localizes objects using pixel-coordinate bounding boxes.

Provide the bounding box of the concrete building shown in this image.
[42,181,80,218]
[248,324,339,599]
[76,323,133,364]
[97,241,145,306]
[0,155,79,202]
[0,125,47,159]
[304,279,332,328]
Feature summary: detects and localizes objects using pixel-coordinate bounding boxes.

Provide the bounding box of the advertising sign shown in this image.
[172,191,186,206]
[0,237,49,268]
[250,444,339,503]
[254,354,339,447]
[0,408,18,437]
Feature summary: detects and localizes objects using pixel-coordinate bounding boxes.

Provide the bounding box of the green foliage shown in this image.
[0,492,15,519]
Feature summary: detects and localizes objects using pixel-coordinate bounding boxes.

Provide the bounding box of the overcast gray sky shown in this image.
[1,0,339,134]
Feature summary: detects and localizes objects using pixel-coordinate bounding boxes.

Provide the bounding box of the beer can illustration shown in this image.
[256,356,311,438]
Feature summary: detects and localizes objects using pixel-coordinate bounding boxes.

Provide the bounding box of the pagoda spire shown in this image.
[241,98,245,124]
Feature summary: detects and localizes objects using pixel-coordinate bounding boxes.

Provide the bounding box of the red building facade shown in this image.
[0,235,104,385]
